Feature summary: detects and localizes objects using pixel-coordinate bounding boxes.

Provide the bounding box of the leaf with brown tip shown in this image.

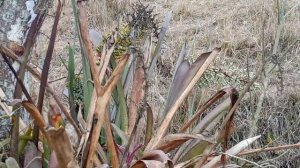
[193,88,239,167]
[216,87,239,165]
[186,51,214,82]
[157,134,213,153]
[131,150,174,168]
[173,87,238,163]
[179,90,226,133]
[181,87,238,133]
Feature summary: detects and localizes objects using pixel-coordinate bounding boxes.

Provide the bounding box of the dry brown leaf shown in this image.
[156,134,213,153]
[22,101,46,133]
[46,127,79,168]
[22,100,79,167]
[131,150,174,168]
[145,104,153,146]
[128,55,145,135]
[8,42,25,56]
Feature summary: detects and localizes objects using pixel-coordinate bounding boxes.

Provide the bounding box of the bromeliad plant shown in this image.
[68,2,261,168]
[0,1,262,168]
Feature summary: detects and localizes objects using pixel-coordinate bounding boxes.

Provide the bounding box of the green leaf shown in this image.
[18,126,32,154]
[0,138,10,149]
[111,123,129,145]
[71,0,93,119]
[67,44,77,121]
[111,57,128,133]
[5,157,20,168]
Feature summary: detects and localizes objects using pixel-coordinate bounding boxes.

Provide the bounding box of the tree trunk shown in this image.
[0,0,29,162]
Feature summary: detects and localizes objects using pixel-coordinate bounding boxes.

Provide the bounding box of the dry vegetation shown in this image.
[0,0,300,167]
[88,0,300,167]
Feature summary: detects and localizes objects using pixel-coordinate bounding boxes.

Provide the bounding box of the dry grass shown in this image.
[86,0,300,166]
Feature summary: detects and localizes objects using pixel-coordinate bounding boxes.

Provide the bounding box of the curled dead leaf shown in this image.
[131,150,174,168]
[8,42,24,56]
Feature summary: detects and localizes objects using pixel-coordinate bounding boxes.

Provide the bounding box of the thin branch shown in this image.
[222,153,262,167]
[33,0,63,145]
[48,76,67,84]
[239,143,300,156]
[1,55,33,104]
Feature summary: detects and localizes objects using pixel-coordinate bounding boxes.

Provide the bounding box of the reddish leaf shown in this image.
[145,104,153,146]
[128,55,145,135]
[48,98,62,128]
